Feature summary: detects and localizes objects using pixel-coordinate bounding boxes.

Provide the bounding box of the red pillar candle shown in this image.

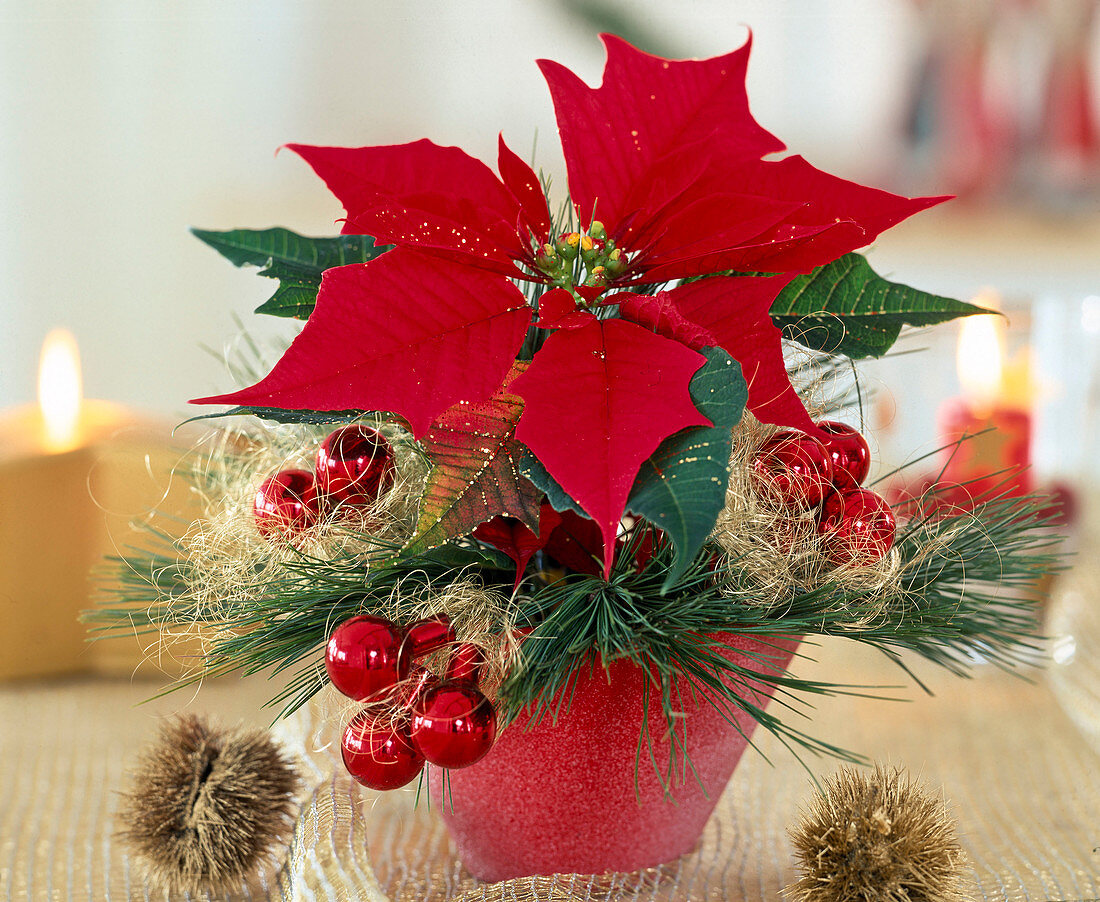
[937,399,1032,499]
[938,311,1032,502]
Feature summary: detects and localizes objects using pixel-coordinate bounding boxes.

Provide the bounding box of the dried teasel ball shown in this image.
[785,765,973,902]
[117,714,301,897]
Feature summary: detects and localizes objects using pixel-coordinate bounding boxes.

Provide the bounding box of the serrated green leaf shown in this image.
[404,365,543,555]
[770,253,993,359]
[191,227,390,319]
[259,279,325,320]
[626,347,747,591]
[406,540,514,572]
[516,448,587,518]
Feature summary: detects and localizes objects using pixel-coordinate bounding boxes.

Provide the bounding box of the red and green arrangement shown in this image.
[94,35,1056,852]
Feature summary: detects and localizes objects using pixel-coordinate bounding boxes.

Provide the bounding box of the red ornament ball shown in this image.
[326,615,407,702]
[253,469,318,540]
[818,490,846,533]
[445,643,486,683]
[817,420,871,492]
[753,431,834,508]
[403,615,456,664]
[341,710,424,790]
[316,425,395,507]
[411,682,497,769]
[819,488,897,566]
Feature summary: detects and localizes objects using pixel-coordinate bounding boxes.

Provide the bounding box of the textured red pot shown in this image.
[429,632,800,881]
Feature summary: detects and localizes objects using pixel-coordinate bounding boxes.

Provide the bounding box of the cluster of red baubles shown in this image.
[325,614,497,790]
[752,420,897,565]
[253,425,395,541]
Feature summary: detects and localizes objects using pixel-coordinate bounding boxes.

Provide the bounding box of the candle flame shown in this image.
[957,299,1005,415]
[37,329,83,452]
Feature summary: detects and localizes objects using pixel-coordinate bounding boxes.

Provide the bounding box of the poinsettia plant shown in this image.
[93,35,1057,794]
[192,35,984,582]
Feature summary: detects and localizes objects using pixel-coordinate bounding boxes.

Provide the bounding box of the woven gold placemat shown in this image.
[2,638,1098,901]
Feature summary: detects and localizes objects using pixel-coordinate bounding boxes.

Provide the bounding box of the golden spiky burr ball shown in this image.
[117,714,301,897]
[786,764,973,902]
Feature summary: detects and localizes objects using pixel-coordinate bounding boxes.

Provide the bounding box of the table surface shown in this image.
[2,636,1098,902]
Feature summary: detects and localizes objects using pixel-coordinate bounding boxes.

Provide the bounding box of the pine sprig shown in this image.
[886,487,1059,673]
[502,566,869,775]
[495,486,1057,779]
[88,478,1059,778]
[88,538,513,719]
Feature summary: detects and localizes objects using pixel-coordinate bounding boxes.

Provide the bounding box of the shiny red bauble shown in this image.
[326,615,407,702]
[403,615,456,664]
[253,469,319,540]
[818,490,846,533]
[817,421,871,492]
[753,431,834,508]
[818,488,897,565]
[411,682,497,769]
[316,425,395,506]
[445,643,486,683]
[341,710,424,790]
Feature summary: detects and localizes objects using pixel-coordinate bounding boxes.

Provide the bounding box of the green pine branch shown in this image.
[87,472,1060,787]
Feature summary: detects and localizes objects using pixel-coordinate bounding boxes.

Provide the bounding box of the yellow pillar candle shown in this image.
[0,330,201,680]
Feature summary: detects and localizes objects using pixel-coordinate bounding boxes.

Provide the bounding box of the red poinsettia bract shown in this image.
[194,35,945,576]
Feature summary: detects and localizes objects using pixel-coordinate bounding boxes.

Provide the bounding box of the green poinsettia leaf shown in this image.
[516,449,586,518]
[627,347,747,592]
[259,278,325,320]
[191,227,390,319]
[404,365,543,555]
[180,406,369,426]
[769,253,993,359]
[407,540,514,572]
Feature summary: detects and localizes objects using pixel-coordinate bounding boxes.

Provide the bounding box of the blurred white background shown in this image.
[0,0,923,414]
[1,0,1098,481]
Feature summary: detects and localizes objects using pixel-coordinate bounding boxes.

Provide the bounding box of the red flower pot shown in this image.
[430,632,800,881]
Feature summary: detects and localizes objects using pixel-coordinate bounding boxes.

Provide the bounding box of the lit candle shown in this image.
[937,302,1033,503]
[0,329,139,456]
[0,330,197,680]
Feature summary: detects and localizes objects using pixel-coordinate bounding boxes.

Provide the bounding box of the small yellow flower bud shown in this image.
[556,232,580,260]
